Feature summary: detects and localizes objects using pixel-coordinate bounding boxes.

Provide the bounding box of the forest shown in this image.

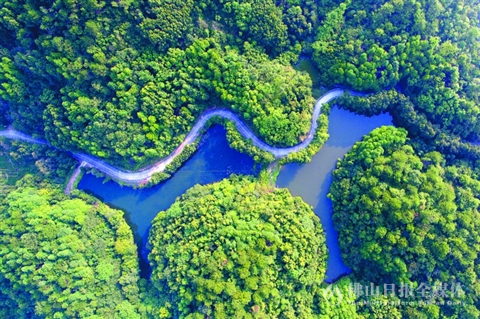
[0,173,360,318]
[1,0,479,168]
[148,176,331,318]
[0,180,143,318]
[313,0,480,159]
[0,0,479,318]
[0,0,320,168]
[329,127,480,318]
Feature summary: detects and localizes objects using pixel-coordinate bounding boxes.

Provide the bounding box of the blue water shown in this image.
[78,125,259,276]
[79,109,393,281]
[276,107,393,282]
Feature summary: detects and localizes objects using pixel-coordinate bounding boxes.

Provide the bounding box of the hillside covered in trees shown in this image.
[0,181,143,318]
[148,176,361,318]
[0,0,321,168]
[329,127,480,318]
[0,173,361,318]
[2,0,478,168]
[313,0,480,159]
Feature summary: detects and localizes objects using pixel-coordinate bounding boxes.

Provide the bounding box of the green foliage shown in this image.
[143,172,171,188]
[225,121,275,164]
[148,176,329,318]
[0,0,320,170]
[2,1,480,317]
[312,0,480,145]
[358,294,402,319]
[281,111,330,164]
[200,0,319,54]
[139,0,196,51]
[338,90,480,161]
[138,142,199,187]
[0,140,30,194]
[336,91,395,116]
[0,182,142,318]
[329,126,480,318]
[164,144,198,175]
[224,0,290,54]
[0,138,77,191]
[2,27,315,168]
[315,277,362,319]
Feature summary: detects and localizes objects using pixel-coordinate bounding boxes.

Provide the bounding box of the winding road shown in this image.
[0,89,346,185]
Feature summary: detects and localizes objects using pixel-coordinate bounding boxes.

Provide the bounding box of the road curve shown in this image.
[0,89,346,184]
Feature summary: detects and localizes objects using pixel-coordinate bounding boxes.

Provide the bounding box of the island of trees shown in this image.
[148,176,330,318]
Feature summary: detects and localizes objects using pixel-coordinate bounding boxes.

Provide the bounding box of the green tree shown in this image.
[0,182,142,318]
[329,126,480,318]
[148,176,330,318]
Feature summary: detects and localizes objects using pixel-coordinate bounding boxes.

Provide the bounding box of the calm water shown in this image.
[277,107,392,282]
[78,125,259,276]
[79,110,392,281]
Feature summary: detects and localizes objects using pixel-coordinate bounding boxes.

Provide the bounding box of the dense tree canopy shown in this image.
[329,126,480,318]
[0,182,143,318]
[1,0,479,168]
[0,0,321,169]
[313,0,480,146]
[148,176,330,318]
[0,171,362,318]
[1,0,480,318]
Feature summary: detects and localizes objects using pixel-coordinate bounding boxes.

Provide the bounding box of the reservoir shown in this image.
[79,108,393,280]
[78,125,259,275]
[277,108,392,282]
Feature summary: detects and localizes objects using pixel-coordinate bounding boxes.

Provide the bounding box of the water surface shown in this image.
[79,109,393,281]
[79,125,259,276]
[277,107,393,282]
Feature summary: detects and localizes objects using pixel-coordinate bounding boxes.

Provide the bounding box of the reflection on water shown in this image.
[277,107,393,282]
[79,108,392,282]
[78,125,259,277]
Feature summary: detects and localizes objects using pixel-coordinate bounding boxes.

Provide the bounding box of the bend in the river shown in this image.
[0,89,346,184]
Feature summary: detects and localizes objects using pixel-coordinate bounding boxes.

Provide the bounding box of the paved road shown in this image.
[64,161,86,195]
[0,129,48,145]
[0,89,347,184]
